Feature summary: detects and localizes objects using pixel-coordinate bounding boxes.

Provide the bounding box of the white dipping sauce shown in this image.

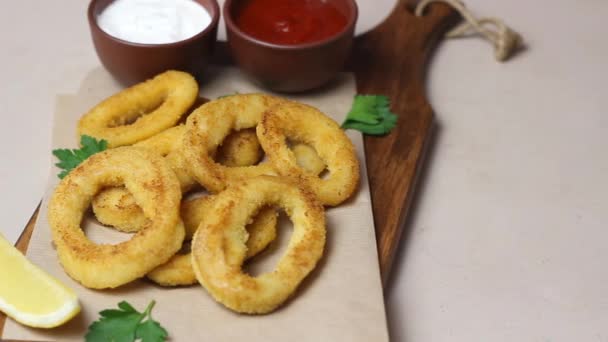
[97,0,212,44]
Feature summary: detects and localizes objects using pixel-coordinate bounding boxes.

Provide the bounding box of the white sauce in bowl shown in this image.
[97,0,212,44]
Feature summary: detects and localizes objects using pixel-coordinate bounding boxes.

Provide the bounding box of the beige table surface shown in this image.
[2,0,608,341]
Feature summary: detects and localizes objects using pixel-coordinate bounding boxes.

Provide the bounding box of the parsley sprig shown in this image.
[85,300,168,342]
[341,95,398,135]
[52,135,107,179]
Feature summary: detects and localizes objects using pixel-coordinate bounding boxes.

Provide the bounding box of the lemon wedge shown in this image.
[0,233,80,328]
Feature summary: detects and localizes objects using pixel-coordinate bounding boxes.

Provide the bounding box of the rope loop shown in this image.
[416,0,523,62]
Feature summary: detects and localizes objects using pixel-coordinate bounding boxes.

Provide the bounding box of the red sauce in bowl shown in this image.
[234,0,349,45]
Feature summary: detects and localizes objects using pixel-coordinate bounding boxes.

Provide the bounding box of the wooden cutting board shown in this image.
[351,0,458,284]
[0,0,458,336]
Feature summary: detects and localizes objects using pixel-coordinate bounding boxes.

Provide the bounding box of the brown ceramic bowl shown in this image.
[88,0,220,86]
[224,0,358,93]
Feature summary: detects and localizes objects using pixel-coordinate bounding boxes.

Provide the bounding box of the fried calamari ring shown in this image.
[137,127,261,192]
[90,187,149,233]
[141,130,196,193]
[292,143,326,176]
[191,176,326,314]
[216,128,262,167]
[134,125,262,170]
[147,196,278,286]
[147,253,194,287]
[183,93,284,192]
[48,147,185,289]
[135,124,186,156]
[180,196,277,247]
[91,141,321,233]
[92,128,263,232]
[77,70,198,147]
[258,102,360,206]
[90,125,190,233]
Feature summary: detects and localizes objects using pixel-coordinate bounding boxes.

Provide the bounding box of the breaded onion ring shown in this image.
[191,176,326,314]
[183,94,284,192]
[257,102,360,206]
[92,128,263,232]
[48,147,185,289]
[147,197,278,287]
[77,70,198,147]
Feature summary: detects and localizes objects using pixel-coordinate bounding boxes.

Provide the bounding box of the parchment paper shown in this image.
[3,66,388,341]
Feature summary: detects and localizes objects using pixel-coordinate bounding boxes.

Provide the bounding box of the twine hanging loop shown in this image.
[415,0,523,62]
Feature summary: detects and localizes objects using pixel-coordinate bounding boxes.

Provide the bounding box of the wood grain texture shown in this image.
[0,1,458,336]
[349,0,459,285]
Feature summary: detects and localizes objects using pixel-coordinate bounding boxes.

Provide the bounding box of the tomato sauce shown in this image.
[234,0,349,45]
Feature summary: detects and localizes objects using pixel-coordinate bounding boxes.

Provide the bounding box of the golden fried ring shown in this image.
[91,129,263,232]
[137,127,262,192]
[292,143,326,176]
[134,125,262,175]
[216,128,262,167]
[147,196,278,287]
[134,124,186,157]
[257,102,360,206]
[90,187,149,233]
[143,136,196,194]
[183,94,283,192]
[48,147,185,289]
[147,254,194,287]
[90,125,190,233]
[77,70,198,147]
[191,176,326,314]
[180,196,277,246]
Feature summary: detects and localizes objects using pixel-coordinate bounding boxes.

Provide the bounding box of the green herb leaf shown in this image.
[341,95,398,136]
[85,300,168,342]
[117,301,138,313]
[135,319,169,342]
[52,135,107,179]
[85,306,143,342]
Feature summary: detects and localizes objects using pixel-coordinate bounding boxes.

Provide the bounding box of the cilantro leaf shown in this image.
[52,135,107,179]
[85,300,168,342]
[341,95,398,136]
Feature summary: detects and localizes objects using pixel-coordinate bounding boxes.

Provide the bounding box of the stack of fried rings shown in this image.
[49,71,359,314]
[182,93,359,201]
[87,94,328,288]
